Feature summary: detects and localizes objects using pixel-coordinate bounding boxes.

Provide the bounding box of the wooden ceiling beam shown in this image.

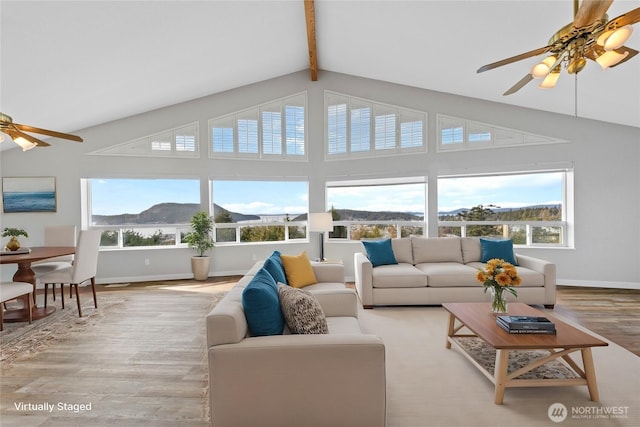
[304,0,318,81]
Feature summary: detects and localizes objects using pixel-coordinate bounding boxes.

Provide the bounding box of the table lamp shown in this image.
[308,212,333,261]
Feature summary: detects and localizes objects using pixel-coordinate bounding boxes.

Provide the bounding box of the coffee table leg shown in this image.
[582,347,600,402]
[494,349,509,404]
[446,313,455,349]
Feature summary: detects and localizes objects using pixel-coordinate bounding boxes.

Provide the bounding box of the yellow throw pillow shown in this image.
[280,251,318,288]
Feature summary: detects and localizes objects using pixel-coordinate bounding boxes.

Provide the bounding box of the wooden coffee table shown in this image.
[443,302,608,404]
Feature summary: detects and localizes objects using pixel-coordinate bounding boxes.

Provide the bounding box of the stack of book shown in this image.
[496,315,556,334]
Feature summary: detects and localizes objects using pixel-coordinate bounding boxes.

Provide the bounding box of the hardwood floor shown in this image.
[552,285,640,357]
[0,280,637,426]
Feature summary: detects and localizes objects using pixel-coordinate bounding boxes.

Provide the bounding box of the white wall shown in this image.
[1,70,639,289]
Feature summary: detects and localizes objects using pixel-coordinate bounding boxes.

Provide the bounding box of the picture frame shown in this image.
[2,176,57,213]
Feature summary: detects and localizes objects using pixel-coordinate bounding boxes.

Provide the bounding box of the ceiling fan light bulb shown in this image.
[596,50,629,69]
[540,72,560,89]
[604,26,633,51]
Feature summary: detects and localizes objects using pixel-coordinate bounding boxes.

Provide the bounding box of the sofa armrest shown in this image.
[311,261,345,284]
[312,288,358,318]
[516,254,557,306]
[354,252,374,308]
[209,334,386,427]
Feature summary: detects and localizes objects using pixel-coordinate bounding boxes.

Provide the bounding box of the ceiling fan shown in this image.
[0,112,83,151]
[477,0,640,95]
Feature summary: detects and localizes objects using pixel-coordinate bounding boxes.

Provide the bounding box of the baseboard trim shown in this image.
[556,279,640,290]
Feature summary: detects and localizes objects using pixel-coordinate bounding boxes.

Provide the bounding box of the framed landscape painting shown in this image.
[2,176,57,213]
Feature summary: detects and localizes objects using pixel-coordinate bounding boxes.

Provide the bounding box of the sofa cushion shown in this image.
[281,251,318,288]
[241,268,285,336]
[414,262,480,287]
[372,264,427,288]
[461,237,482,263]
[411,236,463,264]
[263,250,287,285]
[278,284,328,334]
[391,238,413,264]
[466,262,544,287]
[362,239,398,267]
[480,238,518,265]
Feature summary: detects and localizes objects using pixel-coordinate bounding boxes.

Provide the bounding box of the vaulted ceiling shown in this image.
[1,0,638,152]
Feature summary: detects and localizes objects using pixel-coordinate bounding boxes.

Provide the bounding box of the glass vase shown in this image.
[489,286,508,314]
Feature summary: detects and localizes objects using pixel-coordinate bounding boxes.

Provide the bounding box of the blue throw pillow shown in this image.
[242,268,285,336]
[263,250,287,285]
[362,239,398,267]
[480,238,518,265]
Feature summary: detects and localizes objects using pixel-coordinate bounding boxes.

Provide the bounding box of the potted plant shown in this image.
[2,227,29,251]
[184,211,214,280]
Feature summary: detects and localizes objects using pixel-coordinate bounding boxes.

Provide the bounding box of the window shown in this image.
[326,178,426,240]
[437,171,570,246]
[326,91,426,158]
[209,92,307,160]
[437,114,567,151]
[211,180,308,243]
[88,123,199,158]
[85,178,201,248]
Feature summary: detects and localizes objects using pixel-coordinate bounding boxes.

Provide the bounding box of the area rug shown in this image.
[452,336,578,379]
[358,305,640,427]
[1,294,126,365]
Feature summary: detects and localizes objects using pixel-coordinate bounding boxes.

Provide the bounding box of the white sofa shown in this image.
[355,236,556,309]
[206,260,386,427]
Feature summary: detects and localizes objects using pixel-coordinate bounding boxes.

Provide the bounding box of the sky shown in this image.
[90,172,562,216]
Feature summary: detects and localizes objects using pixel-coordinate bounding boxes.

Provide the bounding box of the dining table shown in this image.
[1,246,76,322]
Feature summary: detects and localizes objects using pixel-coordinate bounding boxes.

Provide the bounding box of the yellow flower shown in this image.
[512,276,522,286]
[487,259,501,268]
[495,272,511,286]
[476,271,486,283]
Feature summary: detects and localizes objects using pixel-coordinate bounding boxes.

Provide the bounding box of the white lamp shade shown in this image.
[308,212,333,232]
[530,56,556,79]
[539,72,560,89]
[596,50,629,69]
[604,26,633,51]
[14,136,37,151]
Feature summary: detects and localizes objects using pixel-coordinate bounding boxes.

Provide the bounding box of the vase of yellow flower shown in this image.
[476,258,521,314]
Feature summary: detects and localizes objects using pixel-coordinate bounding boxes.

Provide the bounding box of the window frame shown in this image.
[436,169,572,248]
[210,178,310,246]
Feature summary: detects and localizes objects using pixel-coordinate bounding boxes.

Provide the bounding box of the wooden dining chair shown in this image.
[40,229,101,317]
[32,225,77,301]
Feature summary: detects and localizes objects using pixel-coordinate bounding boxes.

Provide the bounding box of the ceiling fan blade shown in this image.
[573,0,613,28]
[610,46,639,67]
[6,128,51,147]
[605,7,640,30]
[477,45,553,73]
[12,123,83,142]
[503,74,535,96]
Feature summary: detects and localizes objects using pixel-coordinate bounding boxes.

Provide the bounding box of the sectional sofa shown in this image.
[206,254,386,427]
[354,236,556,309]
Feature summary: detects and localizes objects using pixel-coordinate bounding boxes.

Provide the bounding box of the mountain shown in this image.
[92,203,259,225]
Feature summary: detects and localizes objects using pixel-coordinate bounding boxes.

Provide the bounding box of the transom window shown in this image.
[326,91,426,158]
[437,114,567,151]
[88,123,199,158]
[209,92,307,160]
